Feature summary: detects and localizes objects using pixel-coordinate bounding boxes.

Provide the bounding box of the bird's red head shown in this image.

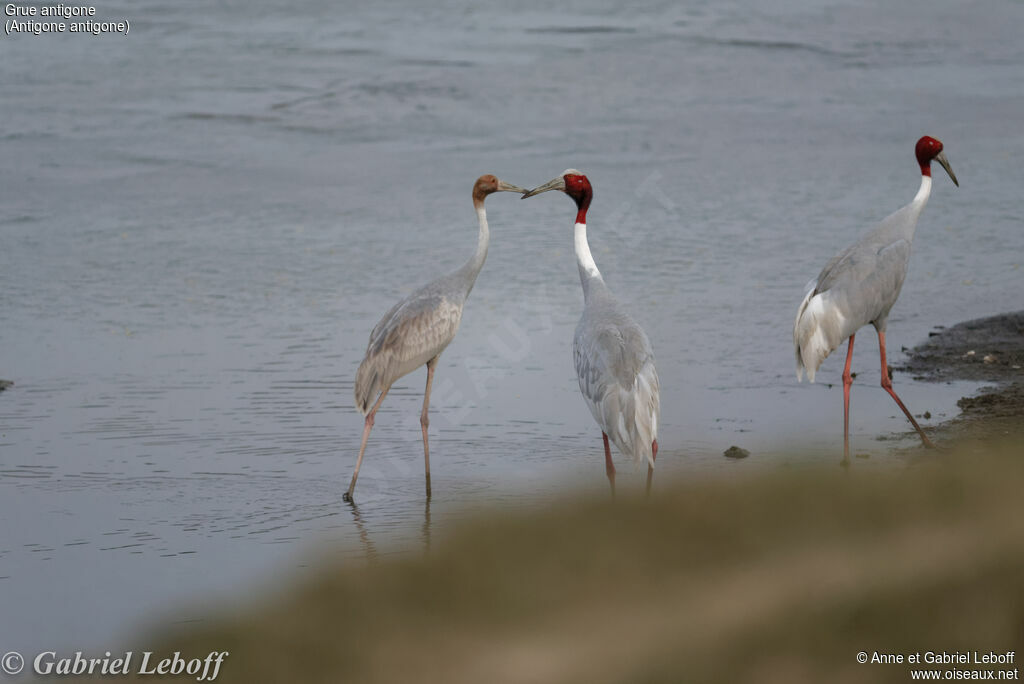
[563,171,593,224]
[520,168,593,223]
[915,136,944,175]
[913,136,959,186]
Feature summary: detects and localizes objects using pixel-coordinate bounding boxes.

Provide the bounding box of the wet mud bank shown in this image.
[899,311,1024,442]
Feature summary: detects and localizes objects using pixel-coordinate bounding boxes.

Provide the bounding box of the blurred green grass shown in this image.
[143,444,1024,684]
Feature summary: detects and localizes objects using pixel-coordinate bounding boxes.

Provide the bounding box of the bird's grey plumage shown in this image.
[355,275,467,415]
[353,177,526,415]
[795,176,932,382]
[344,174,526,502]
[522,169,659,472]
[575,277,660,468]
[793,136,957,461]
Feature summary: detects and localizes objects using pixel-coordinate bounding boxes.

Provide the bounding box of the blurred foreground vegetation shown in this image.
[143,442,1024,684]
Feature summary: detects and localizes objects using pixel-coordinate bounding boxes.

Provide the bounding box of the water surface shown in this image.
[1,0,1022,653]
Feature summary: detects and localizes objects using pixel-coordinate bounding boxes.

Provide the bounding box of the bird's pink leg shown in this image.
[877,331,935,448]
[603,432,616,496]
[842,335,855,464]
[646,439,658,496]
[420,357,439,499]
[344,386,390,502]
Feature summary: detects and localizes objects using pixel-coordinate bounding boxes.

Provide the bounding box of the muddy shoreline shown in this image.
[898,311,1024,443]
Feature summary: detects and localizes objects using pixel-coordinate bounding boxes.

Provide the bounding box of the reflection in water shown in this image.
[346,501,379,564]
[345,496,434,563]
[422,497,432,555]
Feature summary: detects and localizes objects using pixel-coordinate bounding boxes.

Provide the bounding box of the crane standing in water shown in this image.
[523,170,660,494]
[794,136,959,462]
[346,174,526,501]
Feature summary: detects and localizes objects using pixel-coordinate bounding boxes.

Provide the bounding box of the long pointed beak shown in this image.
[521,176,566,199]
[497,180,528,194]
[935,151,959,187]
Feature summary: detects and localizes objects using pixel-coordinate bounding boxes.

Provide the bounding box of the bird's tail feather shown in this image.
[630,361,660,469]
[793,284,845,384]
[794,284,816,382]
[354,357,382,416]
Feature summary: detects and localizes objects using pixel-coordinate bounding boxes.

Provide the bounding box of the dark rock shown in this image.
[723,446,750,459]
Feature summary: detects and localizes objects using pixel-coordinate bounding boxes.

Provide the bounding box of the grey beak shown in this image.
[935,151,959,187]
[498,180,528,194]
[521,176,566,199]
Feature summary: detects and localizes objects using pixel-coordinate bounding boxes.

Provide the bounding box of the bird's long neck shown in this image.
[575,221,604,299]
[572,189,604,299]
[459,200,490,294]
[903,173,932,240]
[912,173,932,206]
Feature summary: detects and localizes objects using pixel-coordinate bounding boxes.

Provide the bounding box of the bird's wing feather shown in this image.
[795,192,925,383]
[574,310,659,468]
[367,298,407,347]
[354,287,462,414]
[794,237,912,382]
[815,238,909,297]
[815,238,911,319]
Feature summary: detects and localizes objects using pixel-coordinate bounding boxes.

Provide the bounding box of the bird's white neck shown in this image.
[575,222,603,296]
[912,174,932,207]
[459,203,490,293]
[900,173,932,242]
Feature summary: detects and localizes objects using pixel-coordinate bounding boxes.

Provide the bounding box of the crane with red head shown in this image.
[794,136,959,462]
[524,170,661,494]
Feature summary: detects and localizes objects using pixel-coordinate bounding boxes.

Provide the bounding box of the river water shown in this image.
[1,0,1022,655]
